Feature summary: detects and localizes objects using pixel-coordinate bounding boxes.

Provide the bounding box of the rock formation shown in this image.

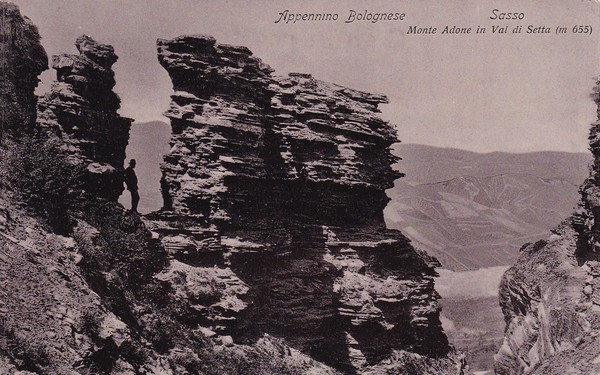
[37,35,132,200]
[0,10,338,371]
[148,34,455,373]
[0,4,463,372]
[0,1,47,135]
[495,80,600,374]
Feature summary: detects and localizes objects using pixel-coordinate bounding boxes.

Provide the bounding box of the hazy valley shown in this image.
[385,143,590,372]
[386,143,589,271]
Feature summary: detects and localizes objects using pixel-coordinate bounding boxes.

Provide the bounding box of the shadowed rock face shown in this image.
[149,34,451,372]
[495,81,600,375]
[0,1,48,134]
[37,35,132,200]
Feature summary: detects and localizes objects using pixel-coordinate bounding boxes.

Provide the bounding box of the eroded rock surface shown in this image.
[0,1,48,134]
[495,80,600,375]
[37,35,132,200]
[148,34,454,373]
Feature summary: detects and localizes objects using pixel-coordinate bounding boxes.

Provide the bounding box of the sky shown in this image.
[10,0,600,153]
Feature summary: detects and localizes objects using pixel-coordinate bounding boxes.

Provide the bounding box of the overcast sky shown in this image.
[11,0,600,153]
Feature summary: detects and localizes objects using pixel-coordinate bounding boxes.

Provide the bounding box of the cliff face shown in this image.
[495,81,600,375]
[0,1,48,135]
[149,34,453,373]
[37,35,132,200]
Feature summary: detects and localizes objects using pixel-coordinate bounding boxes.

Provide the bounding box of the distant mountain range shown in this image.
[385,143,590,271]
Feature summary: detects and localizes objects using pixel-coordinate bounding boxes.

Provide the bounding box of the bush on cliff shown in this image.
[0,134,82,234]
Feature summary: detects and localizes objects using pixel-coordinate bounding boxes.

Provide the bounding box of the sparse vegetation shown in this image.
[70,199,209,359]
[531,239,548,253]
[189,336,328,375]
[80,309,102,340]
[1,319,50,373]
[0,133,83,234]
[74,199,167,287]
[143,313,180,353]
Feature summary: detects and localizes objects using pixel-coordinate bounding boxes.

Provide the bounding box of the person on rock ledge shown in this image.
[123,159,139,213]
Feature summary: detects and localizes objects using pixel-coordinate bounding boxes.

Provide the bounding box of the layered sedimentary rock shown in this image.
[37,35,132,200]
[495,81,600,374]
[148,34,453,373]
[0,1,48,134]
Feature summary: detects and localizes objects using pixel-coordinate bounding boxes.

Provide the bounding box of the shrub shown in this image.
[2,321,50,373]
[75,198,168,286]
[80,309,102,339]
[0,134,82,233]
[531,239,548,253]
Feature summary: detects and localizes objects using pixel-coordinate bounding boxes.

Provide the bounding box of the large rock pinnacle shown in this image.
[148,34,454,373]
[37,35,132,201]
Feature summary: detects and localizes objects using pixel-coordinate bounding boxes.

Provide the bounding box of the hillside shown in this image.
[391,143,590,185]
[385,144,589,271]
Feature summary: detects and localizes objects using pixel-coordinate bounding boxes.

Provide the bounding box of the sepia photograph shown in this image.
[0,1,599,374]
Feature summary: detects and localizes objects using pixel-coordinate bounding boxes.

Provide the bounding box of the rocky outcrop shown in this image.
[148,34,455,373]
[0,3,462,372]
[495,80,600,374]
[37,35,132,200]
[0,1,48,135]
[0,18,334,370]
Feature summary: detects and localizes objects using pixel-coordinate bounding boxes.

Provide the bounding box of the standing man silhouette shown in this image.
[123,159,139,213]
